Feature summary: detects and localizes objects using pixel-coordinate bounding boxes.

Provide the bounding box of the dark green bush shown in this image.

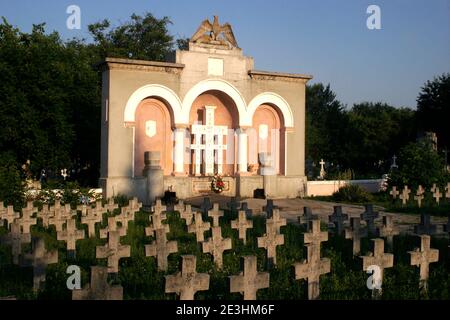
[332,184,373,203]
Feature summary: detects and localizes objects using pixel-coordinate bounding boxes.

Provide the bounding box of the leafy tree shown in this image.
[306,83,349,167]
[416,73,450,151]
[88,13,174,61]
[388,140,449,188]
[345,102,416,175]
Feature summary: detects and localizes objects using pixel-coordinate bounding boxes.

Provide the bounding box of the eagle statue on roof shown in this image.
[191,16,239,48]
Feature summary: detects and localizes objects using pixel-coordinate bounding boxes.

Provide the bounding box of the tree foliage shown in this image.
[388,140,449,188]
[417,73,450,150]
[0,13,178,188]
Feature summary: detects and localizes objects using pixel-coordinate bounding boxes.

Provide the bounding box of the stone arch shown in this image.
[249,104,285,175]
[134,98,174,176]
[182,79,247,125]
[188,90,240,176]
[246,92,294,128]
[124,84,183,125]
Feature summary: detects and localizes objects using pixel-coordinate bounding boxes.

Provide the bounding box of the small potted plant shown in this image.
[211,175,225,193]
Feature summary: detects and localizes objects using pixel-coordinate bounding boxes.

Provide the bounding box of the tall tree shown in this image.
[88,13,174,61]
[346,102,416,175]
[416,73,450,151]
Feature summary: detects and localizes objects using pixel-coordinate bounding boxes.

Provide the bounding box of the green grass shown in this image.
[1,205,449,300]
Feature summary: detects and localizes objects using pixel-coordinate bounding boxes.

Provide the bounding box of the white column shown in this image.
[173,126,186,175]
[237,128,248,174]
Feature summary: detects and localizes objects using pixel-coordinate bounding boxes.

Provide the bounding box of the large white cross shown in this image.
[191,106,228,176]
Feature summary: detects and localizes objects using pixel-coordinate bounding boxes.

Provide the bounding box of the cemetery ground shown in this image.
[0,195,449,300]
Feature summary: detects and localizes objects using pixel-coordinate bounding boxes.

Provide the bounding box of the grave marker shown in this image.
[414,213,437,236]
[377,215,399,250]
[72,266,123,300]
[208,203,224,227]
[0,222,31,264]
[229,256,269,300]
[21,237,58,291]
[414,185,425,208]
[361,204,379,235]
[165,255,210,300]
[267,209,286,234]
[329,206,348,236]
[202,226,232,269]
[257,220,284,266]
[360,238,393,299]
[389,186,399,200]
[399,186,411,206]
[293,243,330,300]
[231,210,253,245]
[100,216,126,239]
[18,201,38,234]
[345,217,367,256]
[408,235,439,293]
[57,218,85,252]
[96,231,131,274]
[146,228,178,271]
[188,213,211,243]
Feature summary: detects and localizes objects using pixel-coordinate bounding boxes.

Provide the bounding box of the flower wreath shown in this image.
[211,175,225,193]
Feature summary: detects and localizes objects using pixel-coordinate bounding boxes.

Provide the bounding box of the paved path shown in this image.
[185,196,448,236]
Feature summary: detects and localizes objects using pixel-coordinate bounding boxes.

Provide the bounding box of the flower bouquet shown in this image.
[211,175,225,193]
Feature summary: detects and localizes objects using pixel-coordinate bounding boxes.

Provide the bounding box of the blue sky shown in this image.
[1,0,449,108]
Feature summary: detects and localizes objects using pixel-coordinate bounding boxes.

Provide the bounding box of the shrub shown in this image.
[389,141,449,189]
[332,184,373,203]
[0,157,24,208]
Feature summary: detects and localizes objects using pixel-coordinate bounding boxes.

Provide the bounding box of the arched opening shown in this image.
[187,90,240,176]
[249,104,285,175]
[134,98,174,176]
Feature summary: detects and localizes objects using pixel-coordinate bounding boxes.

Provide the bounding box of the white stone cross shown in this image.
[432,187,442,205]
[345,217,367,256]
[257,220,284,266]
[37,205,54,227]
[72,266,123,300]
[105,198,119,213]
[319,159,326,179]
[360,238,393,299]
[188,212,211,243]
[294,243,330,300]
[414,185,425,208]
[399,186,411,206]
[208,203,224,227]
[146,228,178,271]
[267,209,286,234]
[389,186,399,200]
[191,106,228,176]
[445,183,450,199]
[377,215,399,250]
[18,201,38,234]
[231,210,253,245]
[0,222,31,264]
[146,204,169,237]
[202,226,232,269]
[165,255,210,300]
[100,216,127,239]
[179,204,194,226]
[1,205,20,227]
[57,218,85,251]
[82,206,103,237]
[49,203,75,232]
[96,231,131,274]
[408,235,439,293]
[21,237,58,291]
[229,256,269,300]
